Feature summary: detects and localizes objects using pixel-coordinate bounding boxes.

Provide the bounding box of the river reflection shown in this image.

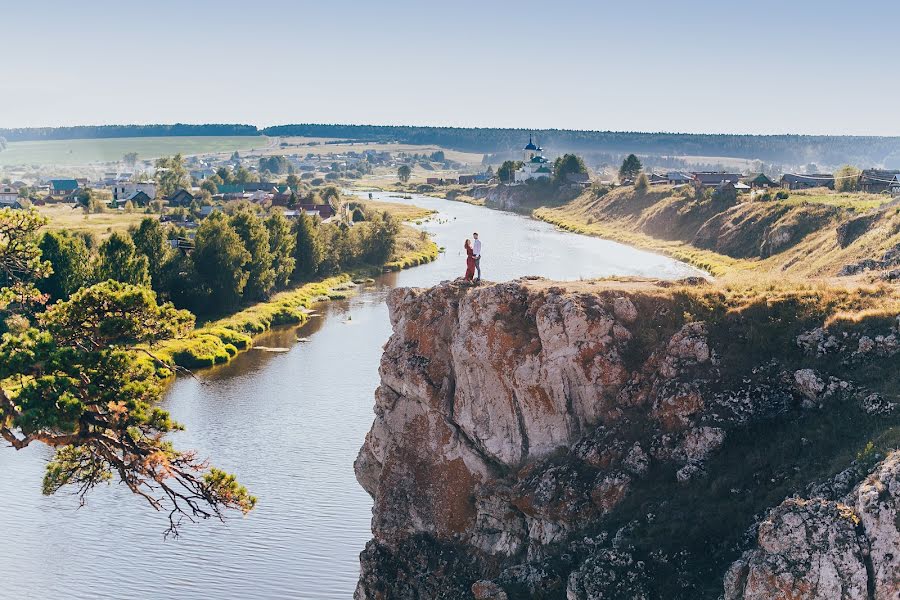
[0,192,703,599]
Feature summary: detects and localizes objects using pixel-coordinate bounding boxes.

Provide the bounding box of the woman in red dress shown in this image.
[464,239,476,281]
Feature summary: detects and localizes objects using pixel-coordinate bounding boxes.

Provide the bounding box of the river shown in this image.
[0,192,703,599]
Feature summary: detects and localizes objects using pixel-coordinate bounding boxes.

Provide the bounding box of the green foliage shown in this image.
[129,218,169,292]
[154,154,189,198]
[259,155,289,175]
[37,231,92,302]
[552,153,588,186]
[96,231,151,287]
[0,220,255,534]
[497,160,522,184]
[229,209,275,300]
[200,179,218,195]
[619,154,643,181]
[192,211,251,312]
[265,212,296,288]
[292,212,323,280]
[834,165,861,192]
[397,164,412,183]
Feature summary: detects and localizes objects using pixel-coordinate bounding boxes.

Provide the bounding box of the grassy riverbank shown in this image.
[531,185,900,281]
[151,202,439,370]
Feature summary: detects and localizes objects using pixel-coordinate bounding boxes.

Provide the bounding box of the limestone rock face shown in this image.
[354,279,900,599]
[725,452,900,600]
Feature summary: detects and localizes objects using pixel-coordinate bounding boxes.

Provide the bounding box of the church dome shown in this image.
[524,135,537,151]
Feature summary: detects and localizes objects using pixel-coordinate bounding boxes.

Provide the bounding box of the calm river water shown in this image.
[0,192,703,599]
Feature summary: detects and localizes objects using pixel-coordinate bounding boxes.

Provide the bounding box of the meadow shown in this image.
[0,136,269,167]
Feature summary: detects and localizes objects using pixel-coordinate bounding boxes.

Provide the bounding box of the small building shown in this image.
[0,185,19,205]
[648,173,668,185]
[734,182,752,193]
[49,179,79,196]
[167,188,195,207]
[566,172,591,186]
[666,172,693,185]
[890,174,900,197]
[780,173,834,190]
[744,173,776,189]
[859,169,900,194]
[113,181,157,201]
[458,175,476,185]
[692,172,741,187]
[296,203,336,219]
[426,177,442,185]
[114,190,152,208]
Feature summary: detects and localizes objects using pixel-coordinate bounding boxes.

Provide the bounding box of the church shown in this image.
[514,134,552,183]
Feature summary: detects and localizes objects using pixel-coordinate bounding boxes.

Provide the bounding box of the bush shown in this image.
[775,190,789,200]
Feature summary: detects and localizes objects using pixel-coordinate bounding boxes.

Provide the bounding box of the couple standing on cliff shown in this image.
[464,232,482,283]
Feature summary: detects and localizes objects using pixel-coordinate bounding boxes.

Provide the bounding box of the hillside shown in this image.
[355,278,900,599]
[532,185,900,279]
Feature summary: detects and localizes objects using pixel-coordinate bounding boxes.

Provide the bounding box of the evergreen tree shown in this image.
[37,231,92,301]
[292,212,323,281]
[230,209,275,300]
[619,154,643,181]
[96,232,150,287]
[129,218,169,292]
[265,212,296,289]
[192,212,251,312]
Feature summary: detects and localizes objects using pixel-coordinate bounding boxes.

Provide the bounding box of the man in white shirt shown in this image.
[472,232,482,282]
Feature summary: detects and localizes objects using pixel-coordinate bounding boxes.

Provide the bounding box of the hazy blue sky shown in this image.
[3,0,899,134]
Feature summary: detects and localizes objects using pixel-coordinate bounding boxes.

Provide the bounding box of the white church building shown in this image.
[514,135,552,183]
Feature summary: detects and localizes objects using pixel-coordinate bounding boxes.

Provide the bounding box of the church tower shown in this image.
[524,134,537,162]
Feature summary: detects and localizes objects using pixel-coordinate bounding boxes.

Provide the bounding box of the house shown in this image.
[734,182,752,193]
[458,175,476,185]
[167,188,195,207]
[692,172,741,187]
[666,172,693,185]
[859,169,900,194]
[296,203,336,219]
[780,173,834,190]
[114,190,152,208]
[49,179,79,196]
[0,185,19,205]
[198,206,219,218]
[890,174,900,197]
[566,172,591,186]
[514,135,552,183]
[426,177,443,185]
[648,173,668,185]
[745,173,776,189]
[113,182,157,201]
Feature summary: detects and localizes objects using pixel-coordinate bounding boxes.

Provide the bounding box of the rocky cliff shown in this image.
[355,278,900,599]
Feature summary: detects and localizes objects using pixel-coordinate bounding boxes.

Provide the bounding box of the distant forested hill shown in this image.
[5,123,900,166]
[0,124,260,142]
[263,124,900,167]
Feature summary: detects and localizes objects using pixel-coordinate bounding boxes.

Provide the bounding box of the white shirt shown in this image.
[473,239,481,257]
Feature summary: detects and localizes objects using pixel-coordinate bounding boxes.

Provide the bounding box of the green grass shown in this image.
[0,136,268,167]
[152,275,350,369]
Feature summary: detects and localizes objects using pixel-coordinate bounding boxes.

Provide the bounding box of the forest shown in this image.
[5,123,900,166]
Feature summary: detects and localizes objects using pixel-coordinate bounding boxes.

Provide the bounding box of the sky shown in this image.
[3,0,900,135]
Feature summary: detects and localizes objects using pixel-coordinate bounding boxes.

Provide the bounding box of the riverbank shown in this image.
[487,183,900,281]
[152,201,439,370]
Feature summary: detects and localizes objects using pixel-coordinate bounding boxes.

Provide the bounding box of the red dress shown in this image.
[464,246,476,280]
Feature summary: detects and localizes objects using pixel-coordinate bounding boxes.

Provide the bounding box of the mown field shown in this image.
[0,136,269,167]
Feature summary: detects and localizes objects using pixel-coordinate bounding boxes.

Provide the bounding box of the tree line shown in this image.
[38,206,399,317]
[6,124,900,165]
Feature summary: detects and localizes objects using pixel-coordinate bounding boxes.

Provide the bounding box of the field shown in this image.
[269,136,484,165]
[0,136,270,167]
[780,188,895,211]
[35,203,149,238]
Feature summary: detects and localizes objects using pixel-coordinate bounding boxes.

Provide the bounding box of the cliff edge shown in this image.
[355,278,900,599]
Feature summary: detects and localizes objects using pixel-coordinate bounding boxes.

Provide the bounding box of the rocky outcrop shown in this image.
[725,452,900,600]
[355,279,900,599]
[471,184,580,212]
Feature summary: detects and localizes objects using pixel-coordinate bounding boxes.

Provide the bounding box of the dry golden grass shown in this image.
[36,203,149,238]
